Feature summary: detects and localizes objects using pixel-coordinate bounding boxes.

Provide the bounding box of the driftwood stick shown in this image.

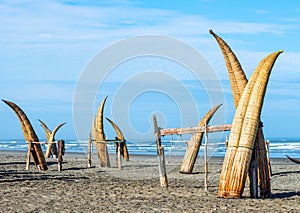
[57,139,65,171]
[93,140,125,143]
[265,140,272,177]
[158,146,168,188]
[117,143,122,170]
[249,142,258,198]
[153,114,168,188]
[26,142,31,170]
[88,133,92,168]
[160,124,231,136]
[26,141,57,144]
[168,141,173,163]
[204,124,208,191]
[225,135,229,148]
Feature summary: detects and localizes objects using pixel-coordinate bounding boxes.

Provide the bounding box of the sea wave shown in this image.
[0,138,299,158]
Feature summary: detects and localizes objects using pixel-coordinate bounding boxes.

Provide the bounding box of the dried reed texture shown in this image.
[106,117,129,161]
[217,61,262,198]
[93,96,110,167]
[38,119,51,139]
[227,51,282,198]
[210,30,272,198]
[255,127,271,197]
[179,104,222,173]
[38,119,58,157]
[249,124,271,198]
[209,29,247,107]
[2,100,47,171]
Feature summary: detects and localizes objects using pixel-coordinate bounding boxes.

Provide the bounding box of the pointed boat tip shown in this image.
[209,29,214,34]
[2,99,15,107]
[216,103,223,110]
[100,96,109,105]
[2,99,9,104]
[58,122,67,128]
[279,50,283,53]
[286,155,300,164]
[212,103,222,110]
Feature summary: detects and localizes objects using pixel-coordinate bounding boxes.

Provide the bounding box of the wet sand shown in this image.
[0,151,300,212]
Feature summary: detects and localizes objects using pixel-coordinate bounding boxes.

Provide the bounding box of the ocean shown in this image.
[0,138,299,159]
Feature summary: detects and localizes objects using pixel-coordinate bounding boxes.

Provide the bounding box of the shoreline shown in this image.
[1,151,300,212]
[0,149,294,161]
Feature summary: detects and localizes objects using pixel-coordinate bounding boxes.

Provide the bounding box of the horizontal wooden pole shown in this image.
[92,140,126,144]
[26,141,57,144]
[160,124,231,136]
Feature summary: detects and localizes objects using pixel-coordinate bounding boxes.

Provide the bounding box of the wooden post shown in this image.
[204,124,208,191]
[225,135,228,148]
[158,146,168,187]
[26,142,31,170]
[160,124,231,136]
[265,140,272,177]
[115,143,118,166]
[117,142,122,170]
[57,139,65,171]
[153,114,168,188]
[249,142,258,198]
[58,161,62,171]
[168,140,173,164]
[88,133,92,168]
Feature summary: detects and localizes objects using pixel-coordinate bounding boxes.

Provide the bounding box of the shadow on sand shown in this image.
[272,170,300,177]
[272,191,300,198]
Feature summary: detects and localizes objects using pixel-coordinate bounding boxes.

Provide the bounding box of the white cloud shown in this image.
[1,0,300,139]
[0,0,295,50]
[2,1,297,85]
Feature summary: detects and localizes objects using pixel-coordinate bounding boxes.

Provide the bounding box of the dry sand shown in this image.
[1,150,300,212]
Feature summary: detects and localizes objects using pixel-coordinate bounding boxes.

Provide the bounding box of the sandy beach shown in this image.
[0,151,300,212]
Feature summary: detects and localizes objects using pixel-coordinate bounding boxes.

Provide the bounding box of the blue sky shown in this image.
[1,0,300,141]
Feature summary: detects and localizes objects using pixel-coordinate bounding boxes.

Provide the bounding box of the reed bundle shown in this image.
[38,119,58,157]
[210,30,279,198]
[39,119,65,158]
[106,117,129,161]
[3,100,48,171]
[220,51,282,198]
[180,104,222,173]
[93,96,111,167]
[209,30,247,107]
[255,127,271,197]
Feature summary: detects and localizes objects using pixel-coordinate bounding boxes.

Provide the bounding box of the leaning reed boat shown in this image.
[3,100,47,171]
[106,117,129,161]
[180,104,222,173]
[210,29,277,198]
[217,51,282,198]
[93,96,110,167]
